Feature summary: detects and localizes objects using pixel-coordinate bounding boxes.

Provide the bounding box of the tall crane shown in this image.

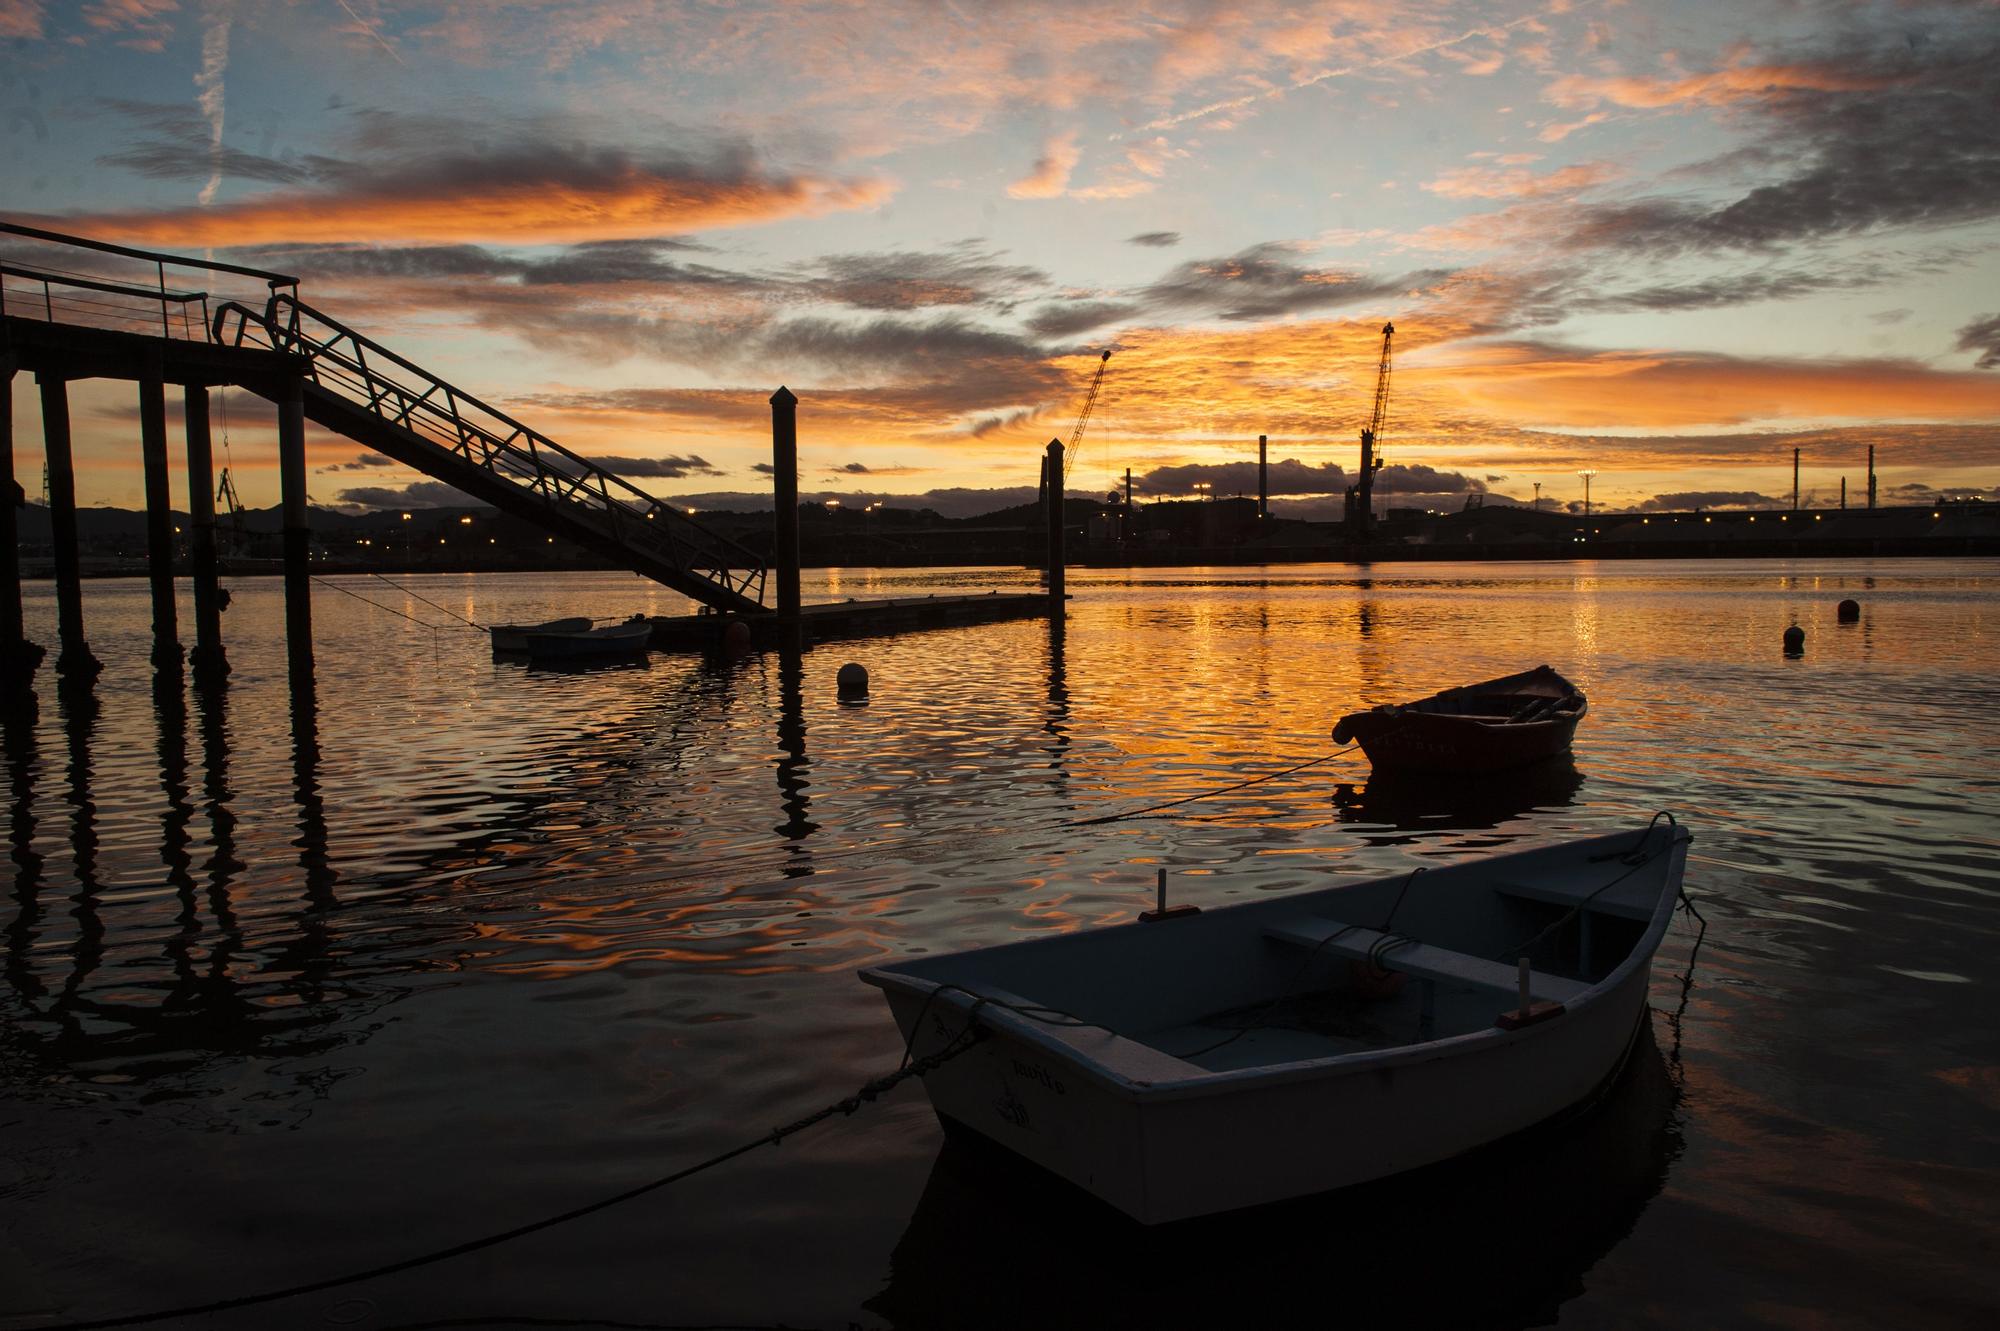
[1345,322,1394,532]
[1060,350,1112,488]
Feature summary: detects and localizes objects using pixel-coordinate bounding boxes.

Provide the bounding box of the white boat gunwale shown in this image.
[860,823,1690,1105]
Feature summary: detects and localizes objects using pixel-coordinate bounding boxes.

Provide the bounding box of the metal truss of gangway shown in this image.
[2,222,768,616]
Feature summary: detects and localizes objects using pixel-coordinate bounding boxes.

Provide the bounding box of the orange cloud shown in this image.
[0,1,46,39]
[1438,344,2000,429]
[29,171,894,247]
[1547,60,1902,112]
[1423,161,1615,200]
[1007,132,1081,200]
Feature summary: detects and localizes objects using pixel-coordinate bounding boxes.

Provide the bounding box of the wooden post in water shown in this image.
[183,385,227,682]
[0,352,44,684]
[277,375,313,674]
[1045,438,1065,612]
[1258,434,1268,519]
[38,374,98,680]
[137,354,182,670]
[770,386,800,620]
[1792,447,1800,512]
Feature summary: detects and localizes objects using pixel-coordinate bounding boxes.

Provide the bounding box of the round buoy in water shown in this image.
[1783,625,1805,654]
[837,662,869,701]
[722,620,753,652]
[1837,598,1860,623]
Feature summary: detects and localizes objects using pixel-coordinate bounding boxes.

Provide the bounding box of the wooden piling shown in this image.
[277,375,312,673]
[183,385,226,681]
[1045,438,1065,612]
[771,386,800,619]
[137,357,182,669]
[1258,434,1268,519]
[0,353,44,683]
[37,374,97,679]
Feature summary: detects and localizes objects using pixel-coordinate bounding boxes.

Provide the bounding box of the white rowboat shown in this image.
[861,818,1691,1224]
[489,617,592,652]
[520,618,652,660]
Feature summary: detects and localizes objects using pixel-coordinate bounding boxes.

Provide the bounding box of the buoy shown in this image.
[722,620,753,652]
[1837,598,1860,623]
[1783,625,1805,654]
[837,662,869,700]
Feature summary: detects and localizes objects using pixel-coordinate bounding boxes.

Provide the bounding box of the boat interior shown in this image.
[876,828,1676,1081]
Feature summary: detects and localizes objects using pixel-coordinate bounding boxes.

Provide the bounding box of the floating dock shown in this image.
[646,591,1053,651]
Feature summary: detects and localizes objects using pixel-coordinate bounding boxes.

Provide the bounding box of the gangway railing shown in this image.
[3,222,768,614]
[213,293,767,612]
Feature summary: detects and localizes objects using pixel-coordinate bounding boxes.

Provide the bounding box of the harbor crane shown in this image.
[1344,321,1394,533]
[1060,349,1112,488]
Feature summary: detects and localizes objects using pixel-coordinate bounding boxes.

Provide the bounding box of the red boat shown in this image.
[1331,665,1587,775]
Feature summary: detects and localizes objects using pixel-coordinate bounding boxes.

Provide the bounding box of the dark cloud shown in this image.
[760,315,1068,402]
[834,462,872,474]
[583,454,723,478]
[336,480,476,509]
[800,244,1047,310]
[1633,491,1784,512]
[233,242,525,280]
[751,462,775,475]
[1565,39,2000,255]
[320,453,394,472]
[93,98,334,186]
[1956,313,2000,369]
[1870,307,1913,325]
[521,241,757,288]
[1024,300,1139,337]
[1139,243,1417,321]
[1131,458,1482,498]
[1127,231,1182,247]
[98,142,323,185]
[663,485,1041,520]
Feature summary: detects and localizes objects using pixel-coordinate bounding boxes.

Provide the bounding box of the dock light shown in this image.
[402,512,411,521]
[459,515,472,524]
[1749,516,1756,522]
[1705,516,1712,523]
[438,538,445,545]
[1934,512,1942,519]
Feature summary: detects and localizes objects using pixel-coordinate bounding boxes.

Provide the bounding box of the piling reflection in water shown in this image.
[870,1021,1679,1330]
[773,644,818,856]
[3,695,43,1007]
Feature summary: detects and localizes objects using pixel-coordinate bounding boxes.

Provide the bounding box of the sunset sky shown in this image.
[5,0,1999,517]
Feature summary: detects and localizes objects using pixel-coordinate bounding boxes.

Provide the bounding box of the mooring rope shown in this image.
[37,1024,989,1331]
[1064,743,1363,827]
[368,571,487,632]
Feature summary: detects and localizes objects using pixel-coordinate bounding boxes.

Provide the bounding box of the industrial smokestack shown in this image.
[1867,445,1877,509]
[1841,476,1847,509]
[1258,435,1268,519]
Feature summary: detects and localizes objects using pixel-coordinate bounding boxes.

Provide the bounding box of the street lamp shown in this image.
[1532,482,1542,511]
[1576,469,1597,519]
[1192,481,1212,502]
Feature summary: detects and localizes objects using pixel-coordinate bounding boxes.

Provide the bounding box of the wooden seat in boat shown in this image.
[1262,918,1590,1004]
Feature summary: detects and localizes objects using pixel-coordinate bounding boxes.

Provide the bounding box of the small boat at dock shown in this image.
[520,617,653,660]
[861,817,1690,1224]
[1332,665,1586,774]
[489,617,591,652]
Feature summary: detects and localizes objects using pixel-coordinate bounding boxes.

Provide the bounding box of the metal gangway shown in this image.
[1,222,767,615]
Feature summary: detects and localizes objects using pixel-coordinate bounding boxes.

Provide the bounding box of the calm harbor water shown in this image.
[3,559,1996,1328]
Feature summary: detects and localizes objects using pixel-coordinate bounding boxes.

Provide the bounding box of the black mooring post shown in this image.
[1258,434,1268,519]
[38,374,97,680]
[183,384,227,682]
[277,375,312,675]
[770,386,800,620]
[1045,438,1065,612]
[0,354,44,684]
[138,359,182,671]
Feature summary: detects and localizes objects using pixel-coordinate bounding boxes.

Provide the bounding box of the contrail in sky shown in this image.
[1126,15,1546,136]
[195,8,229,207]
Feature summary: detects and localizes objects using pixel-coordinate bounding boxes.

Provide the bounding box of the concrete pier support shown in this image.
[1,354,45,685]
[137,359,182,670]
[1045,438,1065,613]
[37,375,98,680]
[770,386,800,620]
[277,376,312,674]
[183,385,227,682]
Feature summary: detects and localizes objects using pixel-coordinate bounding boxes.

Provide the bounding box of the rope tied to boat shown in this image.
[36,1017,991,1331]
